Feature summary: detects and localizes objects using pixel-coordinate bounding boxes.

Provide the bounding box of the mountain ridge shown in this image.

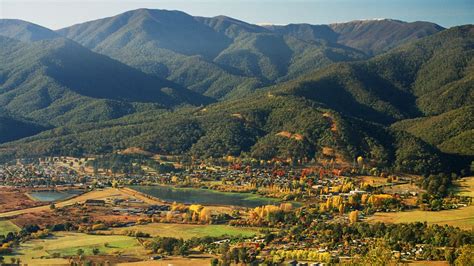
[0,35,212,128]
[56,9,443,99]
[0,11,471,175]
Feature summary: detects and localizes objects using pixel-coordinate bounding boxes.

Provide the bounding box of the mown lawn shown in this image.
[0,220,19,236]
[109,223,260,239]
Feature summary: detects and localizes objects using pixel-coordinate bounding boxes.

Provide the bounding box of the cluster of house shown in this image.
[0,160,83,187]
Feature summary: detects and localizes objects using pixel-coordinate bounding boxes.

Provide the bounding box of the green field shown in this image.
[108,223,260,239]
[5,232,147,265]
[4,225,257,265]
[0,220,19,236]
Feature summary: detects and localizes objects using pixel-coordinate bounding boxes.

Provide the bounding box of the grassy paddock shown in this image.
[106,223,260,239]
[4,232,147,264]
[0,219,19,235]
[453,176,474,197]
[369,176,474,230]
[368,206,474,230]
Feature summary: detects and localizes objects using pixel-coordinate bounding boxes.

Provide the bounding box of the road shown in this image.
[0,187,162,218]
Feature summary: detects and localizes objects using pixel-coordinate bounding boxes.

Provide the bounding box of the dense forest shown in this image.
[0,11,472,176]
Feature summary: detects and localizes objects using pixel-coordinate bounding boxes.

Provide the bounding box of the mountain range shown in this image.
[0,9,472,174]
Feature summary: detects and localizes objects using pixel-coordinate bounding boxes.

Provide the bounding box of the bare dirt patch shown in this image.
[0,187,45,212]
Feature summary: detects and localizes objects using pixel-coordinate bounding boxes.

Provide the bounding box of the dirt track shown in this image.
[0,187,162,218]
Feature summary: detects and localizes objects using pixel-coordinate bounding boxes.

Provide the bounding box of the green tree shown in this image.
[445,248,455,265]
[361,240,395,266]
[455,245,473,266]
[92,248,100,255]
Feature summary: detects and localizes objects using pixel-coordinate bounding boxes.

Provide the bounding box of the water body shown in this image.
[28,190,81,202]
[131,185,284,208]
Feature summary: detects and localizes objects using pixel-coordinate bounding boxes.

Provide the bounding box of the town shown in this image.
[0,153,472,265]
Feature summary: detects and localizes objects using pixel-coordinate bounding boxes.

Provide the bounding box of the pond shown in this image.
[28,190,82,202]
[130,185,286,208]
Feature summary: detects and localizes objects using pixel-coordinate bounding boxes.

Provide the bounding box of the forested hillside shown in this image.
[0,11,471,175]
[270,25,474,123]
[0,35,210,128]
[0,19,60,42]
[265,19,443,55]
[56,9,368,99]
[392,106,474,156]
[0,111,46,143]
[0,92,452,175]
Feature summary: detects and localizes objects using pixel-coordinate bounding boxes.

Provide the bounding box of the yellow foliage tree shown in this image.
[199,207,212,223]
[349,210,359,224]
[280,203,293,212]
[189,204,203,213]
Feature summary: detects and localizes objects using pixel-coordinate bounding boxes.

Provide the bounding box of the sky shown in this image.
[0,0,473,30]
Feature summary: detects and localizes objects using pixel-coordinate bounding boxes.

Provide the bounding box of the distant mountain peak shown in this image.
[0,19,60,42]
[337,18,401,23]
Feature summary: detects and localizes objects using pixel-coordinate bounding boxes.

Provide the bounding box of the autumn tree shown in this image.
[349,210,359,224]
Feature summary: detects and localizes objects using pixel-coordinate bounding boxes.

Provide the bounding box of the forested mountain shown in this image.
[0,110,46,143]
[0,91,451,175]
[0,19,60,42]
[266,19,444,55]
[57,9,369,99]
[0,35,210,127]
[392,106,474,156]
[0,11,471,175]
[269,25,474,124]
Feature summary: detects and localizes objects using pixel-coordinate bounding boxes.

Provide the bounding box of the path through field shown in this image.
[0,187,162,218]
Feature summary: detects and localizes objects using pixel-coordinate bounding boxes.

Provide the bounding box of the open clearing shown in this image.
[453,176,474,197]
[4,232,147,265]
[118,256,213,266]
[0,219,19,235]
[104,223,260,239]
[368,206,474,230]
[0,187,44,213]
[369,176,474,230]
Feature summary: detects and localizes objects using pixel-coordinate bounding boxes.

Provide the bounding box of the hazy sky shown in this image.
[1,0,473,30]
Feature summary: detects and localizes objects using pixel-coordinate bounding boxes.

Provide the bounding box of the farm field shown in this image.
[4,232,147,265]
[407,261,448,266]
[369,176,474,230]
[368,206,474,230]
[0,219,19,235]
[118,256,214,266]
[104,223,260,239]
[453,176,474,197]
